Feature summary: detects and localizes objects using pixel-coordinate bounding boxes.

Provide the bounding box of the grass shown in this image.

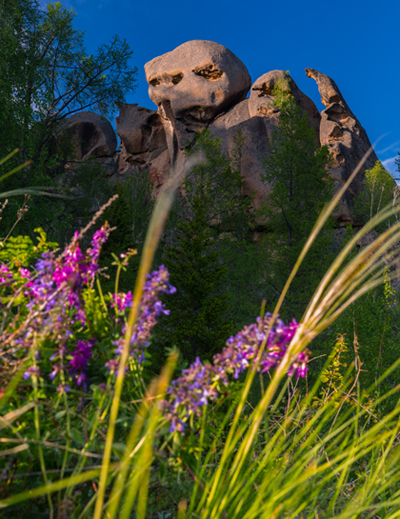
[1,148,400,518]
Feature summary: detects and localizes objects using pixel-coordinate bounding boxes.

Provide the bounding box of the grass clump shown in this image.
[1,149,400,519]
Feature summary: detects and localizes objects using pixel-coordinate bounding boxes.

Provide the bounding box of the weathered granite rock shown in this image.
[115,103,167,166]
[306,68,379,224]
[249,70,321,143]
[63,41,382,229]
[145,40,251,162]
[209,99,272,214]
[65,111,117,161]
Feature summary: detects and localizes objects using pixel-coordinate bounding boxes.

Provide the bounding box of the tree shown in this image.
[0,0,138,239]
[150,130,262,366]
[259,74,335,319]
[98,169,155,295]
[354,160,397,231]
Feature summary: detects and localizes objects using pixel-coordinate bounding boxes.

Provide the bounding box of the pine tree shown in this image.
[259,74,335,320]
[151,129,258,366]
[160,198,233,363]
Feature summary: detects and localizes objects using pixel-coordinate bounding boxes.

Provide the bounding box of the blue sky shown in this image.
[41,0,400,177]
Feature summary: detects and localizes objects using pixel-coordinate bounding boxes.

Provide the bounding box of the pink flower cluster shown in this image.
[4,226,110,387]
[163,314,309,433]
[106,266,176,371]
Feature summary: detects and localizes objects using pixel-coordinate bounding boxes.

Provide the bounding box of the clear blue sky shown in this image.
[41,0,400,177]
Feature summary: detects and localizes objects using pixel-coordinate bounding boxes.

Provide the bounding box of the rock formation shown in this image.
[65,111,117,161]
[305,68,378,224]
[64,40,380,226]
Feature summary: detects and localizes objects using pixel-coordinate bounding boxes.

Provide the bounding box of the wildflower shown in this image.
[0,263,13,284]
[5,225,109,390]
[106,265,176,370]
[19,268,31,279]
[69,339,95,387]
[163,314,309,433]
[56,384,70,394]
[23,365,40,380]
[111,291,133,313]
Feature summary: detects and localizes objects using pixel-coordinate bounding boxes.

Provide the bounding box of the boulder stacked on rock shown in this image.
[64,40,379,226]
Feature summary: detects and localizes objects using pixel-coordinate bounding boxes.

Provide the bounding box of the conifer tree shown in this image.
[151,130,259,366]
[259,74,335,319]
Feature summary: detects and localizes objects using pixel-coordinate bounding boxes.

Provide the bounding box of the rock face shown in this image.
[66,41,381,227]
[115,103,167,169]
[64,111,117,161]
[249,70,321,144]
[305,68,379,224]
[145,40,251,162]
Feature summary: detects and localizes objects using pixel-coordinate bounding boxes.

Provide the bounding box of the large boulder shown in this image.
[306,68,379,224]
[64,111,117,161]
[209,99,272,215]
[208,72,321,217]
[145,40,251,161]
[115,103,167,166]
[249,70,321,144]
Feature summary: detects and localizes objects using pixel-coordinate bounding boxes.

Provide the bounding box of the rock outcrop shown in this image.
[144,40,251,160]
[64,40,381,226]
[65,111,117,161]
[305,68,379,224]
[115,103,167,168]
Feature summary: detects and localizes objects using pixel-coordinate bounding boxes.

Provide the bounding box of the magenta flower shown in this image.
[7,225,110,390]
[163,314,309,433]
[107,266,176,370]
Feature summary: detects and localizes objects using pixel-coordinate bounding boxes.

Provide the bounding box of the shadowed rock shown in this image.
[115,103,167,167]
[65,111,117,161]
[209,99,272,216]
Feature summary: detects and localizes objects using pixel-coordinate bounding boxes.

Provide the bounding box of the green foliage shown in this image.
[0,0,138,241]
[157,200,234,364]
[152,130,252,365]
[259,74,335,318]
[99,169,154,295]
[2,143,400,518]
[323,274,400,413]
[0,227,57,267]
[354,160,397,230]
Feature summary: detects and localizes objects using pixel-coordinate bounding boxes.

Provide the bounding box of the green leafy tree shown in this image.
[259,73,335,319]
[354,160,397,230]
[0,0,138,239]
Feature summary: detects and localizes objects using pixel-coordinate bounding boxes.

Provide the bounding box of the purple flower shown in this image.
[23,365,40,380]
[163,314,310,433]
[111,291,133,313]
[106,266,176,371]
[69,340,94,387]
[5,224,110,391]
